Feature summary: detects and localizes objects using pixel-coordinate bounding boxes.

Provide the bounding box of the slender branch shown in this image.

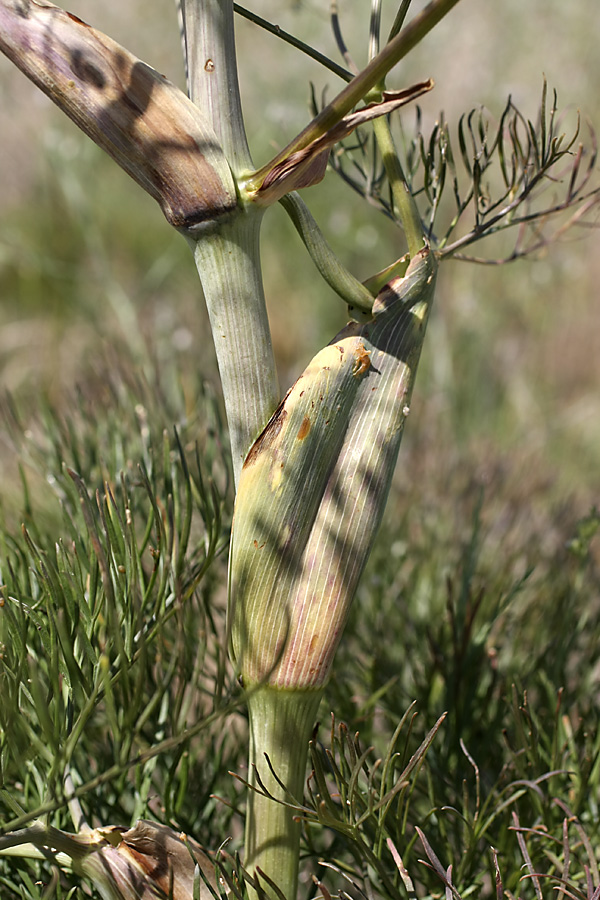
[372,114,426,256]
[369,0,383,62]
[441,191,600,260]
[235,2,354,82]
[249,0,462,186]
[388,0,415,41]
[331,0,360,76]
[280,192,375,313]
[439,167,600,257]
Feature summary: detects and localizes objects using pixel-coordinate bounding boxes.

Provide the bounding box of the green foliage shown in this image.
[326,80,599,262]
[0,275,599,900]
[0,360,244,896]
[1,3,599,899]
[315,482,600,899]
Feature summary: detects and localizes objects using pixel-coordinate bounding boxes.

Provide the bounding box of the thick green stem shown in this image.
[179,2,279,482]
[180,0,252,176]
[189,210,279,484]
[245,686,323,900]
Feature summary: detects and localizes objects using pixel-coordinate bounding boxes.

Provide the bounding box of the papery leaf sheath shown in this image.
[248,81,433,205]
[0,819,217,900]
[0,0,236,227]
[229,248,437,688]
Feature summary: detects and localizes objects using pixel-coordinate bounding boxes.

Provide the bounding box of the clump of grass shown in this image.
[1,339,599,900]
[0,354,248,897]
[313,472,600,899]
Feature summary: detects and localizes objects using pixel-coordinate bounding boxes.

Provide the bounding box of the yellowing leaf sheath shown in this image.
[229,248,437,689]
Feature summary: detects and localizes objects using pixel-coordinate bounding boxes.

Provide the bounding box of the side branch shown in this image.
[247,0,460,187]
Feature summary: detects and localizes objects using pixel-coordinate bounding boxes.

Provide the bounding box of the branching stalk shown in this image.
[248,0,462,189]
[372,114,426,256]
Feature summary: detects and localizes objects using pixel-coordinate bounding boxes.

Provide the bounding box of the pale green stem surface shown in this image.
[180,0,253,176]
[189,211,279,484]
[180,1,279,481]
[245,686,323,900]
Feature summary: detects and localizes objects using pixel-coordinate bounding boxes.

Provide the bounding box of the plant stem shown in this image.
[245,686,323,900]
[179,1,279,479]
[388,0,414,41]
[372,115,425,257]
[189,210,279,485]
[233,3,354,83]
[180,0,253,177]
[249,0,463,187]
[280,193,375,312]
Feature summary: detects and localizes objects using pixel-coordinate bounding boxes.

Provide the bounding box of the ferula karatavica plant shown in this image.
[0,1,598,898]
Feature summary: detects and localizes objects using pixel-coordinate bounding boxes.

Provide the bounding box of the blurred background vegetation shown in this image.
[1,0,599,500]
[0,1,599,898]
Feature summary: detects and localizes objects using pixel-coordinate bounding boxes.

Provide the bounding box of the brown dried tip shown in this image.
[0,0,237,228]
[250,79,434,205]
[116,820,217,899]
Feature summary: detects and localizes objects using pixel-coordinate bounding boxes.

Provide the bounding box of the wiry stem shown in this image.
[234,3,354,82]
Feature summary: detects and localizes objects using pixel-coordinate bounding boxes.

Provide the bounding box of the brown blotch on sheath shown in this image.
[296,415,311,441]
[66,12,91,26]
[243,406,288,468]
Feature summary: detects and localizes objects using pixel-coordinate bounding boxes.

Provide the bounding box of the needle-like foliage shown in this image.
[326,81,599,263]
[0,360,240,868]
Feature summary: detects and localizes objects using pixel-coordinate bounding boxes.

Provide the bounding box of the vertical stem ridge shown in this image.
[245,686,323,900]
[181,0,253,176]
[190,211,279,484]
